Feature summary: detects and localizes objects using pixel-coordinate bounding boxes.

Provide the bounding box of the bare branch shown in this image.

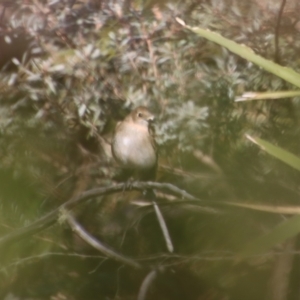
[152,201,174,253]
[137,267,164,300]
[0,181,209,249]
[63,209,142,269]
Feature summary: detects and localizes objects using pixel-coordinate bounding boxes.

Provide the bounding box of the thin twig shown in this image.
[152,201,174,253]
[63,209,142,269]
[137,267,164,300]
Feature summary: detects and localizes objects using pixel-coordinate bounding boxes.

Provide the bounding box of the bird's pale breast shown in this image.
[112,122,156,170]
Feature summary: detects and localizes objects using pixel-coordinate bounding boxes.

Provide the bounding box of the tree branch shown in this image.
[0,181,209,249]
[63,209,142,269]
[137,267,164,300]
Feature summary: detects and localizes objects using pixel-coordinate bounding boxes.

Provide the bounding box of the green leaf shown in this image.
[176,18,300,88]
[246,135,300,172]
[235,90,300,101]
[239,215,300,258]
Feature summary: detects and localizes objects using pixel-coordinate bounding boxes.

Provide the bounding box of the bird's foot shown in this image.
[123,177,134,191]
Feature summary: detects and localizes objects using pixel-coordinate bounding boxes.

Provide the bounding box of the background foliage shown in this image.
[1,0,300,299]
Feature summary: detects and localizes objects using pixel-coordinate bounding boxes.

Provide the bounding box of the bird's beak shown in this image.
[147,116,155,123]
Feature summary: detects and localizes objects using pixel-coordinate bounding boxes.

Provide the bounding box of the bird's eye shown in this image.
[138,112,143,118]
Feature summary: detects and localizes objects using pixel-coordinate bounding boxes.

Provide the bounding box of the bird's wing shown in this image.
[148,124,158,157]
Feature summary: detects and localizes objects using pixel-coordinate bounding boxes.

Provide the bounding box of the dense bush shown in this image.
[1,0,300,299]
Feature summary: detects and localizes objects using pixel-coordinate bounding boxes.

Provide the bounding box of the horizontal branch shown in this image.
[0,181,205,249]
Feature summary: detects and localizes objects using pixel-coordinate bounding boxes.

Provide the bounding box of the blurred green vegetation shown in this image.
[1,0,300,299]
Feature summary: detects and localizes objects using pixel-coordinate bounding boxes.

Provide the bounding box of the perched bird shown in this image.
[112,106,174,252]
[111,106,157,182]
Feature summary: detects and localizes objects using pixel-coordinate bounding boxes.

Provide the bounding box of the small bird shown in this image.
[112,106,174,252]
[111,106,157,182]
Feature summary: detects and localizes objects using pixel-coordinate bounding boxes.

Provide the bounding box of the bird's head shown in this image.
[131,106,155,126]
